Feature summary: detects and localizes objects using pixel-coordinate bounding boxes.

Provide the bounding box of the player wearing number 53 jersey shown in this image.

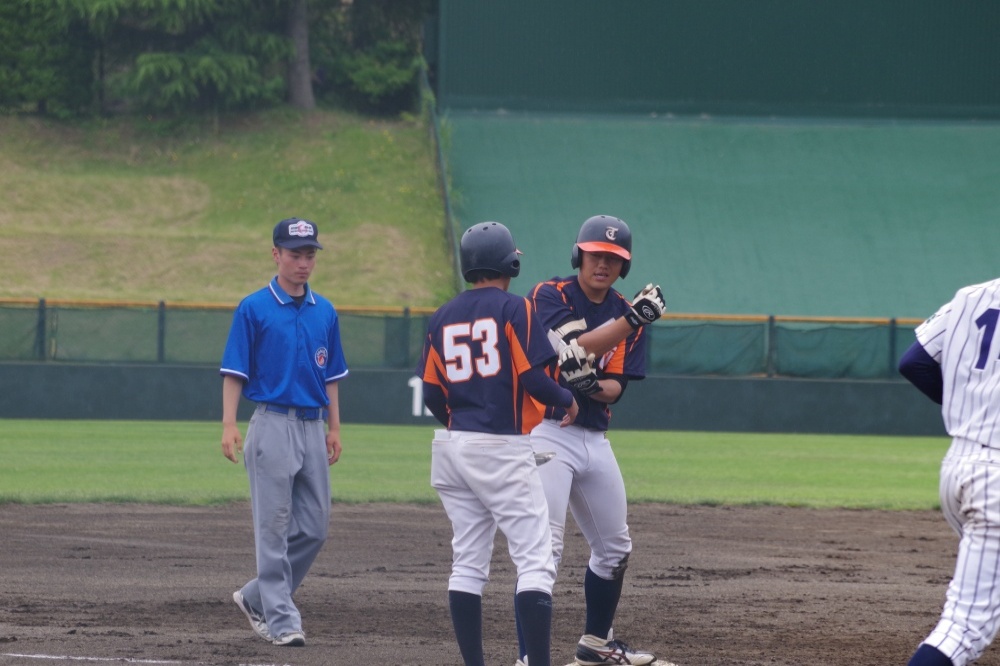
[900,277,1000,666]
[418,222,579,666]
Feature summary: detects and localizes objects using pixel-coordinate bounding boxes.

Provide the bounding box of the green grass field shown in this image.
[0,419,950,510]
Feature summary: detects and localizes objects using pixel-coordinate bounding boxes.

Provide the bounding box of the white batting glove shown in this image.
[558,340,601,397]
[624,283,665,329]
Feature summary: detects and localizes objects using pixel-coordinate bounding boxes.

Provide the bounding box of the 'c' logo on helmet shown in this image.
[605,227,618,241]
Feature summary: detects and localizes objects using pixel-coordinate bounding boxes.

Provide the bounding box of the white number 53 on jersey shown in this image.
[443,319,501,382]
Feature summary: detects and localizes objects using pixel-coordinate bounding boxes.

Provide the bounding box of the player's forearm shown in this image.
[521,366,574,408]
[221,374,244,425]
[587,378,622,404]
[577,318,634,357]
[326,381,342,432]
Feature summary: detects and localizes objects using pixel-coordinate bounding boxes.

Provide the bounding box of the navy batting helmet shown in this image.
[571,215,632,278]
[460,221,522,282]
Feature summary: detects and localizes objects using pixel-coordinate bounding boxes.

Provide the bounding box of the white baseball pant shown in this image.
[921,437,1000,666]
[431,429,556,595]
[531,419,632,579]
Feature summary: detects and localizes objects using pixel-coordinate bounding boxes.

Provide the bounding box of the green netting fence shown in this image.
[0,299,922,380]
[646,315,919,379]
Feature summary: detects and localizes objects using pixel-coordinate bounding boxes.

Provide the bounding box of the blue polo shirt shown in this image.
[220,277,349,408]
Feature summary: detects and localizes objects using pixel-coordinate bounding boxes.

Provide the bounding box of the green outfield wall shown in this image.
[0,362,945,437]
[443,112,1000,320]
[434,0,1000,118]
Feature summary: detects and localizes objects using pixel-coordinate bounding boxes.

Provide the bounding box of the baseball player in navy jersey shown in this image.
[220,217,348,648]
[519,215,666,666]
[418,221,580,666]
[900,277,1000,666]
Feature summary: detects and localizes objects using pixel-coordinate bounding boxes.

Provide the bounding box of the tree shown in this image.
[287,0,314,109]
[47,0,293,119]
[311,0,435,114]
[2,0,435,118]
[0,0,94,115]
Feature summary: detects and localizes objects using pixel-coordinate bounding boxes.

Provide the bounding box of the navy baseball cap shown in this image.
[273,218,323,250]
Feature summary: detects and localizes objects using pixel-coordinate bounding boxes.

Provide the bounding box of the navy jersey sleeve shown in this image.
[509,293,559,370]
[520,365,573,408]
[530,278,576,334]
[899,340,943,405]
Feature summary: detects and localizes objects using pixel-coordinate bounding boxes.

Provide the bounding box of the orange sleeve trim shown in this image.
[422,346,446,386]
[507,320,534,375]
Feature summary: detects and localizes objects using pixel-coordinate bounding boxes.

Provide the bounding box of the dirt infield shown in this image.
[0,502,995,666]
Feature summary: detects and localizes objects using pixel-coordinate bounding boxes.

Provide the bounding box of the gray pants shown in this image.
[239,405,330,638]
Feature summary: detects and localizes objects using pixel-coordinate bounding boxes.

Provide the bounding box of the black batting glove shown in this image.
[624,283,666,329]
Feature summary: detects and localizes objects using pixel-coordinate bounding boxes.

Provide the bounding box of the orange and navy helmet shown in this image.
[571,215,632,277]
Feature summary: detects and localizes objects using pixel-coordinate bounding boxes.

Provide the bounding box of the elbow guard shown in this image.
[547,317,588,352]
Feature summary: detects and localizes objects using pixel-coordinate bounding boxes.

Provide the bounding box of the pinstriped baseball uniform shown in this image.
[909,277,1000,666]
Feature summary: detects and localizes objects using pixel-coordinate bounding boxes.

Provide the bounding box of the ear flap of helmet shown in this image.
[502,249,521,278]
[460,222,521,281]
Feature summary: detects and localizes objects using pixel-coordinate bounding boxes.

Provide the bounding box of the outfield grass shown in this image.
[0,420,949,509]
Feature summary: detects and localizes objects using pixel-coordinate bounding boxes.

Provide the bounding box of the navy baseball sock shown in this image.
[514,589,526,661]
[908,644,953,666]
[584,566,624,639]
[515,590,552,666]
[448,591,485,666]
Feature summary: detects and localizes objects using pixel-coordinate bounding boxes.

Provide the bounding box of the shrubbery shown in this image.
[0,0,433,119]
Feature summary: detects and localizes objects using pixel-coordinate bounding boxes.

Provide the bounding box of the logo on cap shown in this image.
[289,221,315,238]
[605,227,618,241]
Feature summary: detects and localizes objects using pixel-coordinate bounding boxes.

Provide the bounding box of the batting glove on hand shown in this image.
[624,283,666,329]
[558,340,601,397]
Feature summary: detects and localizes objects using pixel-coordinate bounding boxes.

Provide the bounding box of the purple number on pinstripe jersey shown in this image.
[974,308,1000,370]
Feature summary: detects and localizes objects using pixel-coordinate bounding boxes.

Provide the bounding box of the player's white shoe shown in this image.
[232,590,272,642]
[575,629,656,665]
[272,630,306,646]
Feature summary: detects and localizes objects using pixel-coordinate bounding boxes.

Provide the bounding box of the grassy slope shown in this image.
[0,109,454,307]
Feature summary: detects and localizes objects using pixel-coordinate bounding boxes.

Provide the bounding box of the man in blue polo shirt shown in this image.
[220,217,348,647]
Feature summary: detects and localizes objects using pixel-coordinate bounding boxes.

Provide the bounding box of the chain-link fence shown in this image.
[0,299,921,379]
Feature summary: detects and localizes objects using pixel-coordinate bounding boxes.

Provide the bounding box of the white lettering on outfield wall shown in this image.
[407,375,433,417]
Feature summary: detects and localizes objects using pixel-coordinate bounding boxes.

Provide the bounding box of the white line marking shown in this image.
[0,653,296,666]
[2,655,186,664]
